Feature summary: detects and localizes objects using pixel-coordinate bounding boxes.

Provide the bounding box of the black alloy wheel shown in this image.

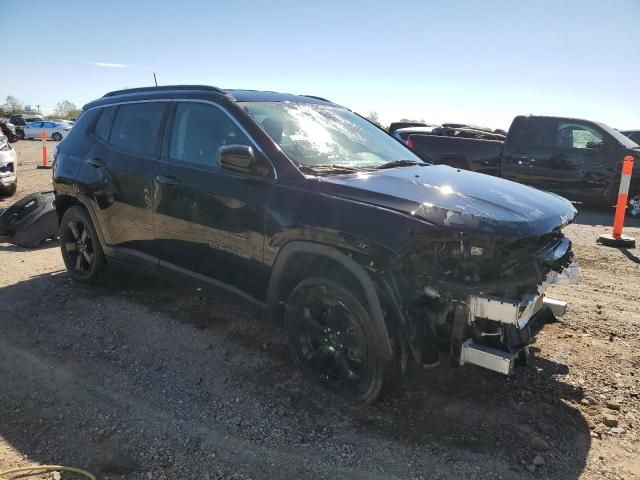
[286,278,395,403]
[296,291,368,387]
[63,218,94,273]
[60,206,105,282]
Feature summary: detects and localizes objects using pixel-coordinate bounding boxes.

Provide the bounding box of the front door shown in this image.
[556,120,615,201]
[27,121,43,139]
[153,101,273,298]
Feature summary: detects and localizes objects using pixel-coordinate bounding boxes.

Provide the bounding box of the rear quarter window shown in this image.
[56,109,100,154]
[94,106,116,141]
[109,102,167,156]
[508,117,558,148]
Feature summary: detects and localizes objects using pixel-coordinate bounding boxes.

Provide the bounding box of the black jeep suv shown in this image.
[53,85,578,403]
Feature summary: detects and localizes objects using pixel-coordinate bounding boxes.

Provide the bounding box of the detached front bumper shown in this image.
[459,263,580,375]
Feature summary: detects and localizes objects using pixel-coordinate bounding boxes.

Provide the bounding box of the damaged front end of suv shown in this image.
[318,162,580,377]
[381,226,579,374]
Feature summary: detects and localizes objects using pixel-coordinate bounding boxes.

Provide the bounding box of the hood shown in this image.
[319,165,577,237]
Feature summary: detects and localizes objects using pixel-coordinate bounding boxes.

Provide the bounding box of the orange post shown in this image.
[41,130,47,166]
[597,156,635,248]
[36,130,52,169]
[612,156,634,238]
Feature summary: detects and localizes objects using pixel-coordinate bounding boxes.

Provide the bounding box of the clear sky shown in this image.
[2,0,638,129]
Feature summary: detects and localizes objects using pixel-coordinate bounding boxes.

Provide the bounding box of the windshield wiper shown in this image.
[375,159,422,169]
[297,164,367,174]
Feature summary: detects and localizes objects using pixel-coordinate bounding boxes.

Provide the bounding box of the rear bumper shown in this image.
[459,263,580,374]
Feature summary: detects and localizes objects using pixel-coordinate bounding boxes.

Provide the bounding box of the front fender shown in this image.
[266,241,393,361]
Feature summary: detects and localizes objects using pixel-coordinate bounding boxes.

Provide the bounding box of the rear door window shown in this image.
[169,102,251,167]
[109,102,167,156]
[29,122,43,128]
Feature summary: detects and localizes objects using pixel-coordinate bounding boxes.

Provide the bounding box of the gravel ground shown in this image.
[1,141,639,479]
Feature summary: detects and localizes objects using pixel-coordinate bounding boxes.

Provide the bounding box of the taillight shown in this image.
[407,136,414,149]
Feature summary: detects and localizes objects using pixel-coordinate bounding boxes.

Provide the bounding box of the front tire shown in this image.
[60,206,106,283]
[0,182,17,197]
[285,277,395,404]
[52,132,62,141]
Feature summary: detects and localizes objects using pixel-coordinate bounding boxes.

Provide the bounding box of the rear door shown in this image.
[43,121,57,138]
[502,117,584,196]
[88,101,168,259]
[153,101,272,298]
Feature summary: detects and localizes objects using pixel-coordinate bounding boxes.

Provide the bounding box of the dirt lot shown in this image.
[1,141,639,479]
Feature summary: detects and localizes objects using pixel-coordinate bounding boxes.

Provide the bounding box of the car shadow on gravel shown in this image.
[0,268,591,479]
[0,238,60,252]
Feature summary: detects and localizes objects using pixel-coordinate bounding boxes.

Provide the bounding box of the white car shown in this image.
[23,120,72,141]
[0,134,18,196]
[393,126,438,143]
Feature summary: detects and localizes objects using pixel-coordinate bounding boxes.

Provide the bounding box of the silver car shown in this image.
[0,134,18,196]
[23,120,72,141]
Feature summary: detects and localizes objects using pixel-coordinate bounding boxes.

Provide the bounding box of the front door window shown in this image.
[557,122,604,150]
[169,103,251,168]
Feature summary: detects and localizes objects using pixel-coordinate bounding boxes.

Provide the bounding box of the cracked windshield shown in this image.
[242,102,422,170]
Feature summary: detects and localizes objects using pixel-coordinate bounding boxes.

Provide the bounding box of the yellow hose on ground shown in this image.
[0,465,95,479]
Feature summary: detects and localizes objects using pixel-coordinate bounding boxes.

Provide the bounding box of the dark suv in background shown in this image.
[53,85,578,403]
[9,113,45,140]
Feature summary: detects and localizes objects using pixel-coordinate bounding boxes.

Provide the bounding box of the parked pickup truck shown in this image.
[407,115,640,213]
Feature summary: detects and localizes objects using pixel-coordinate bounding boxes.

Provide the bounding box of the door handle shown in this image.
[155,175,182,187]
[87,158,105,168]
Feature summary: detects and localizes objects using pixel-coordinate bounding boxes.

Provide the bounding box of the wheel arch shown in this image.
[55,194,82,224]
[55,193,111,255]
[267,241,393,361]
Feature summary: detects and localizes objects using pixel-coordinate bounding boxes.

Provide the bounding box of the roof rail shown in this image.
[303,95,332,103]
[103,85,225,98]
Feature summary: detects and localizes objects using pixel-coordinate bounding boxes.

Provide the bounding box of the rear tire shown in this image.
[285,277,396,404]
[60,206,106,283]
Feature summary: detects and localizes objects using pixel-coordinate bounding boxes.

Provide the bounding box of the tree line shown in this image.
[366,111,427,131]
[0,95,82,120]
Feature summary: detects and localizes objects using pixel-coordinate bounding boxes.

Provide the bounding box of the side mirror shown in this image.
[218,144,255,171]
[586,141,606,150]
[218,144,271,178]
